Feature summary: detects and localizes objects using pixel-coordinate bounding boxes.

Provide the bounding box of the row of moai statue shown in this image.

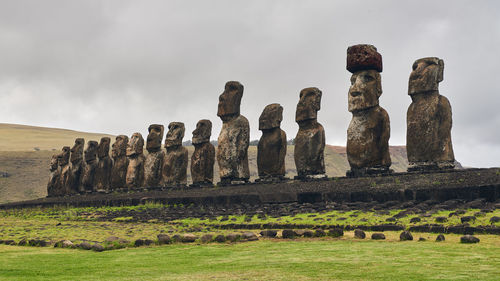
[47,44,455,196]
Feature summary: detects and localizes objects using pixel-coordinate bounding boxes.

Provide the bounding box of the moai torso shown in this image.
[126,133,145,189]
[345,44,391,176]
[95,137,113,192]
[162,122,188,187]
[47,154,60,197]
[57,146,71,196]
[191,120,215,185]
[144,124,165,188]
[111,135,129,190]
[81,141,98,192]
[257,103,287,179]
[216,81,250,183]
[68,138,84,194]
[294,88,325,178]
[406,57,454,170]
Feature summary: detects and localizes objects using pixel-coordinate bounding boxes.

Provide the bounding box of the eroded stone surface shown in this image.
[163,122,188,187]
[46,154,60,197]
[68,138,84,194]
[294,88,325,178]
[126,133,145,189]
[407,57,454,171]
[81,141,98,192]
[346,44,391,177]
[216,81,250,184]
[191,120,215,185]
[144,124,165,188]
[111,135,129,190]
[95,137,112,192]
[258,103,286,179]
[57,146,71,197]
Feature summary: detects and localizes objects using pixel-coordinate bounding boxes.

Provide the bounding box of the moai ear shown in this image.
[437,59,444,83]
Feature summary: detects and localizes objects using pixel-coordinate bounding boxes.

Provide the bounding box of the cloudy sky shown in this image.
[0,0,499,167]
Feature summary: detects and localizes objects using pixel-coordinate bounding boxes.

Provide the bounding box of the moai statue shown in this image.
[162,122,188,187]
[144,124,165,188]
[294,88,326,179]
[81,140,98,192]
[216,81,250,184]
[95,137,112,192]
[57,146,71,196]
[126,133,145,189]
[190,119,215,186]
[257,103,287,181]
[110,135,129,190]
[407,57,454,171]
[346,44,391,177]
[68,138,84,194]
[46,154,60,197]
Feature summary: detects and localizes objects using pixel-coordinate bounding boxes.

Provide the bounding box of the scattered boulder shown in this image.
[91,244,105,252]
[399,231,413,241]
[214,234,226,243]
[371,233,386,240]
[242,232,258,241]
[418,237,427,242]
[260,230,277,238]
[410,217,421,223]
[314,229,327,237]
[171,234,182,242]
[79,242,92,250]
[354,229,366,239]
[460,216,476,224]
[226,233,241,242]
[144,239,154,246]
[489,216,500,224]
[17,239,27,246]
[435,234,445,242]
[460,235,480,244]
[328,228,344,238]
[181,234,198,243]
[3,240,15,245]
[200,234,213,243]
[435,217,448,223]
[303,230,314,237]
[134,239,145,247]
[282,229,296,239]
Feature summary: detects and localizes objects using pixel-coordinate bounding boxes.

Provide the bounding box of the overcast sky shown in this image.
[0,0,499,168]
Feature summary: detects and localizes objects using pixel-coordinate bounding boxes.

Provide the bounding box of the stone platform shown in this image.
[1,168,499,209]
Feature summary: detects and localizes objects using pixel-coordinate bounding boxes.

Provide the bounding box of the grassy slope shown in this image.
[0,238,499,281]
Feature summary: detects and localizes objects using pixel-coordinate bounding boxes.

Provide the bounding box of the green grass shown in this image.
[0,238,499,281]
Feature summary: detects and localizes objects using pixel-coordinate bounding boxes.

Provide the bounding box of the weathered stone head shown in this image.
[347,45,383,113]
[126,133,144,157]
[217,81,243,121]
[70,138,84,163]
[192,119,212,145]
[296,88,322,123]
[58,146,70,166]
[165,122,185,148]
[260,103,283,130]
[50,154,59,172]
[84,141,98,163]
[112,135,129,158]
[408,57,444,96]
[97,137,110,159]
[146,124,164,152]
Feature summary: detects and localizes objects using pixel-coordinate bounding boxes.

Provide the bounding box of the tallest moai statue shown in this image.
[346,44,391,177]
[407,57,454,171]
[216,81,250,185]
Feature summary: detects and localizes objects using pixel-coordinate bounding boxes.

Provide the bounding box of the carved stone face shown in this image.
[296,88,321,122]
[49,154,58,171]
[58,146,70,166]
[348,69,381,113]
[98,137,111,158]
[192,119,212,145]
[112,135,128,158]
[260,103,283,130]
[146,124,164,152]
[70,138,84,163]
[165,122,185,148]
[84,141,98,162]
[217,81,243,120]
[408,57,444,96]
[126,133,144,156]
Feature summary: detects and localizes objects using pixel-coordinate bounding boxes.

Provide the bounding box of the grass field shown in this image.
[0,237,499,281]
